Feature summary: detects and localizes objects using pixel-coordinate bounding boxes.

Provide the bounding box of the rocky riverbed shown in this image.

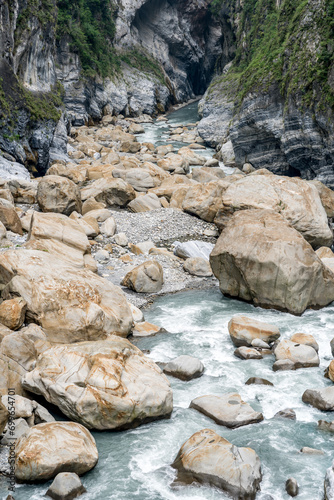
[0,101,334,500]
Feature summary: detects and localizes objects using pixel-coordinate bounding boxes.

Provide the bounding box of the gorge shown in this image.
[0,1,334,500]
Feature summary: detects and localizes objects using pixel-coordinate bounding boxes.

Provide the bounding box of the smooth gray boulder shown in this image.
[46,472,86,500]
[302,386,334,411]
[163,355,204,381]
[172,428,262,499]
[190,393,264,428]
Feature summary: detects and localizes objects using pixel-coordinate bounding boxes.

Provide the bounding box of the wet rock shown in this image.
[0,249,132,343]
[190,393,263,428]
[131,321,165,337]
[22,338,173,430]
[172,428,262,499]
[286,477,299,497]
[210,209,334,315]
[290,333,319,352]
[318,420,334,432]
[46,472,86,500]
[274,409,296,420]
[234,347,263,360]
[121,261,163,293]
[174,240,214,260]
[273,359,296,372]
[245,377,274,386]
[0,199,23,235]
[300,447,324,455]
[15,422,98,481]
[228,316,280,347]
[325,460,334,500]
[81,178,136,207]
[164,355,204,381]
[251,338,270,349]
[274,339,319,369]
[302,386,334,411]
[0,297,26,331]
[183,257,213,277]
[37,175,82,216]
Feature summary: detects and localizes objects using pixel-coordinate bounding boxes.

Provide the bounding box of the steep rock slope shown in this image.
[198,0,334,187]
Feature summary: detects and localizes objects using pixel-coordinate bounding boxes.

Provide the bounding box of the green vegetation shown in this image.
[15,0,55,39]
[120,49,165,84]
[56,0,120,78]
[210,0,334,110]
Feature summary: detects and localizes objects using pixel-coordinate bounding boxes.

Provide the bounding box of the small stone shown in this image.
[274,409,296,420]
[113,233,128,246]
[0,297,26,330]
[132,321,164,338]
[234,347,263,360]
[164,355,204,381]
[94,250,109,262]
[286,477,299,497]
[100,216,117,237]
[245,377,274,386]
[46,472,86,500]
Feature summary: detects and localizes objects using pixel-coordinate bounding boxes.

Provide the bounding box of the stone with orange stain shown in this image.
[15,422,98,481]
[290,333,319,352]
[228,316,280,348]
[132,321,164,338]
[172,428,262,499]
[22,338,173,430]
[0,297,26,330]
[274,339,319,369]
[0,249,133,343]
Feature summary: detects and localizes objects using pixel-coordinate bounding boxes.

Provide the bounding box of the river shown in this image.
[1,102,333,500]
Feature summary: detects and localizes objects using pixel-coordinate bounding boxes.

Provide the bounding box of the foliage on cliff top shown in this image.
[211,0,334,110]
[56,0,120,78]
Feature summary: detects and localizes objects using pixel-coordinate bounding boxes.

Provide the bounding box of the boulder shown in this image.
[274,409,296,420]
[234,347,263,360]
[174,240,214,260]
[15,422,98,481]
[100,216,117,237]
[112,168,155,192]
[0,199,23,234]
[128,193,162,213]
[190,393,263,428]
[82,197,106,215]
[80,178,135,207]
[302,386,334,411]
[309,179,334,218]
[22,338,173,430]
[163,355,204,381]
[46,472,86,500]
[149,175,193,200]
[325,461,334,500]
[121,261,163,293]
[183,257,213,277]
[286,478,299,497]
[25,211,94,271]
[182,180,227,222]
[131,321,164,337]
[272,359,296,371]
[0,297,26,330]
[0,399,8,435]
[245,377,274,386]
[0,324,51,396]
[274,339,319,369]
[215,174,333,247]
[37,176,82,216]
[317,247,334,259]
[210,209,334,315]
[290,333,319,352]
[0,249,132,343]
[178,147,206,166]
[172,428,262,499]
[318,420,334,432]
[228,316,280,347]
[2,417,29,444]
